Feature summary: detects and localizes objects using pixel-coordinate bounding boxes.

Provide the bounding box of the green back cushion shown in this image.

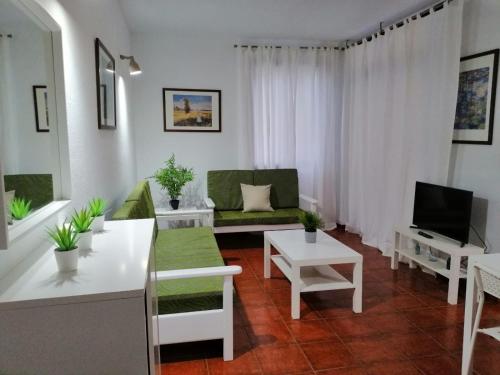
[207,170,254,210]
[4,174,53,210]
[254,169,299,208]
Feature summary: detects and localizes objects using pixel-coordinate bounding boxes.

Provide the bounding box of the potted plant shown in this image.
[299,211,324,243]
[71,208,94,250]
[152,154,194,210]
[89,198,107,233]
[9,197,31,220]
[48,223,79,272]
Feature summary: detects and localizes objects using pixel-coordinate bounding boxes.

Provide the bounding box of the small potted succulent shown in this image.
[9,197,31,221]
[152,154,194,210]
[71,208,94,250]
[299,211,324,243]
[89,198,107,233]
[48,223,79,272]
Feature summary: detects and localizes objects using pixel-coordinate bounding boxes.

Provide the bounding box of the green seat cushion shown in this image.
[207,170,254,210]
[254,169,299,209]
[4,174,53,210]
[214,208,304,227]
[155,227,224,314]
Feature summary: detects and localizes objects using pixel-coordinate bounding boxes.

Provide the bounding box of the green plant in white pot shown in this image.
[89,198,107,233]
[48,223,79,272]
[153,154,194,210]
[71,208,94,251]
[9,197,31,220]
[299,211,324,243]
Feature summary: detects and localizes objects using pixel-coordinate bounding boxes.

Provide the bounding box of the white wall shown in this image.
[449,0,500,252]
[131,33,239,206]
[36,0,136,213]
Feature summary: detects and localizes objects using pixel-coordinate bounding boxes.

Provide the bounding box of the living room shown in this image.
[0,0,499,374]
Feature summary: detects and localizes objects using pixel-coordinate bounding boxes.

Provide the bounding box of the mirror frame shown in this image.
[95,38,117,130]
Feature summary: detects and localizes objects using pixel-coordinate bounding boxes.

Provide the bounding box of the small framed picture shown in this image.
[33,85,49,132]
[163,88,221,132]
[453,49,499,145]
[95,38,116,130]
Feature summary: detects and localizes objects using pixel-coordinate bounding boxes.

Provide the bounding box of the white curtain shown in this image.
[237,47,343,226]
[339,0,464,253]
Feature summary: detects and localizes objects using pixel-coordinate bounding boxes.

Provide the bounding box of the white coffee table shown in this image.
[264,229,363,319]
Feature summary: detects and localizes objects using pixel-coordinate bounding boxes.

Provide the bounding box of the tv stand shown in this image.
[392,226,484,304]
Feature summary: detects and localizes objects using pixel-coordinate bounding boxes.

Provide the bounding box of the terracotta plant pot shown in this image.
[54,247,79,272]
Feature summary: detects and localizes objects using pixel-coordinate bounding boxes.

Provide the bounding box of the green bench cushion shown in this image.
[4,174,53,210]
[156,227,224,314]
[207,170,254,210]
[254,169,299,209]
[214,208,304,227]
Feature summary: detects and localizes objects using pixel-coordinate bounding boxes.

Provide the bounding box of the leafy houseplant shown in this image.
[89,198,107,233]
[47,223,79,272]
[71,208,94,250]
[299,211,324,243]
[9,197,31,220]
[153,154,194,210]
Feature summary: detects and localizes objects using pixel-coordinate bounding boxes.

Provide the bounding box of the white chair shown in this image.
[463,262,500,374]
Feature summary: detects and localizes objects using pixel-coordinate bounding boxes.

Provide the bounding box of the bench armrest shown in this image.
[299,194,318,212]
[156,265,242,281]
[204,197,216,209]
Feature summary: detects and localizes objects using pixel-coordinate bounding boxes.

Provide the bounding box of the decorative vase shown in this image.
[91,215,105,233]
[78,230,93,250]
[54,247,79,272]
[170,199,180,210]
[305,230,317,243]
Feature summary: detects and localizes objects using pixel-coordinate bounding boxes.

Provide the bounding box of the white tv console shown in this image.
[391,226,484,304]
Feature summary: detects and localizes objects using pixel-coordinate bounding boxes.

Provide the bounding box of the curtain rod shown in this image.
[234,45,341,50]
[345,0,455,48]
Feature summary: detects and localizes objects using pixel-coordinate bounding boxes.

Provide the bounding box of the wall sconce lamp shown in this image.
[120,55,142,75]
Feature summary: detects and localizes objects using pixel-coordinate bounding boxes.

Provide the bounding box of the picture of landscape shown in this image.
[173,94,212,127]
[454,67,489,130]
[163,88,221,132]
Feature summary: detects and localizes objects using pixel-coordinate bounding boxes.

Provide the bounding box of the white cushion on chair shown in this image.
[240,184,274,212]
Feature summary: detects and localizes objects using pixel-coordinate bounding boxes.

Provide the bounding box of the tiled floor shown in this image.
[160,229,500,375]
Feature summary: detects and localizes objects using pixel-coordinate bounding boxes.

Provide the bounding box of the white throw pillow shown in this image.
[241,184,274,212]
[5,190,15,223]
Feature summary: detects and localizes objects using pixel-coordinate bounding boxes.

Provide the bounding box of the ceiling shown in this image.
[119,0,439,43]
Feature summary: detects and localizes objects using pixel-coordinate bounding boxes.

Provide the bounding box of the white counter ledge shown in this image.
[0,218,155,310]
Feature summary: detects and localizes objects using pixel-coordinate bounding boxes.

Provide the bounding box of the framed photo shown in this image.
[163,88,221,132]
[453,49,499,145]
[33,85,49,132]
[95,38,116,129]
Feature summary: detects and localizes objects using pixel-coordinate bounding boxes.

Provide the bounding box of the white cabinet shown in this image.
[0,219,159,375]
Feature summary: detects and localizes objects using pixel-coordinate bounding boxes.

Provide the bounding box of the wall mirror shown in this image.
[0,0,67,249]
[95,38,116,129]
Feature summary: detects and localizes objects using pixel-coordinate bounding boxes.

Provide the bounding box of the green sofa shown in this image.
[205,169,317,233]
[4,174,53,210]
[112,180,224,314]
[112,180,241,361]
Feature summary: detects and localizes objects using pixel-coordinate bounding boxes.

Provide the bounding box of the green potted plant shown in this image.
[9,197,31,221]
[152,154,194,210]
[89,198,107,233]
[47,223,79,272]
[299,211,324,243]
[71,208,94,250]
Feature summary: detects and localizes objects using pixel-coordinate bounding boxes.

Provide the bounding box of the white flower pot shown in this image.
[54,247,79,272]
[305,230,317,243]
[92,215,105,233]
[78,230,93,250]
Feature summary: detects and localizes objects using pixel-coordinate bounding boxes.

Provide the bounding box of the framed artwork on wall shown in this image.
[95,38,116,130]
[453,48,499,145]
[33,85,49,132]
[163,88,221,132]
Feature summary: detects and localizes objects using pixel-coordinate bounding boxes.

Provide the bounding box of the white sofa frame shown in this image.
[155,265,242,361]
[204,194,318,234]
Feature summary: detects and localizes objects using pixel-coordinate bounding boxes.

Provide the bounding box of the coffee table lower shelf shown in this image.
[271,255,355,293]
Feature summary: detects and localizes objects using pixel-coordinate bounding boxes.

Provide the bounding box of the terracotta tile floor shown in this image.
[160,229,500,375]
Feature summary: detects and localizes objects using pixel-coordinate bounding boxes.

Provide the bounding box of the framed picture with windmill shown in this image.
[162,88,221,132]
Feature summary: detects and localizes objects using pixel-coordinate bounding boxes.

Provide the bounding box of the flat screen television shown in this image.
[413,182,473,244]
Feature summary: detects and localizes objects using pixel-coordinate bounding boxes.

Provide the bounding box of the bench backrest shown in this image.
[4,174,53,210]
